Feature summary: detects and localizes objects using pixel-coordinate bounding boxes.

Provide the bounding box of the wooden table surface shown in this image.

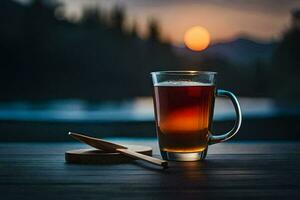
[1,139,300,200]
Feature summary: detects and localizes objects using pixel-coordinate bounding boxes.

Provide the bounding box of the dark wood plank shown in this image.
[1,140,300,200]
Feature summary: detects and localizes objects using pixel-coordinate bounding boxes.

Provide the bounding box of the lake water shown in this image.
[0,97,287,122]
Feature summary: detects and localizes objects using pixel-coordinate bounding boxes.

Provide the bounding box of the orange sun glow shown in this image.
[184,26,210,51]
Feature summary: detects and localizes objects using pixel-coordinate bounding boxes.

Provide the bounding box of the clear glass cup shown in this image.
[151,71,242,161]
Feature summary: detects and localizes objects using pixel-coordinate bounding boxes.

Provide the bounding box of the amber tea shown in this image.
[154,81,215,152]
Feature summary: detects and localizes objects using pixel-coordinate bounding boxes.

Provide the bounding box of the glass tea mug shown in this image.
[151,71,242,161]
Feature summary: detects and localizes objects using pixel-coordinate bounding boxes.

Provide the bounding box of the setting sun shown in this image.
[184,26,210,51]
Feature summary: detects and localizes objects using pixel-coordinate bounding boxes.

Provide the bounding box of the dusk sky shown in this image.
[55,0,300,44]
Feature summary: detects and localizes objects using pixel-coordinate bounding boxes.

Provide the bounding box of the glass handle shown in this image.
[209,89,242,145]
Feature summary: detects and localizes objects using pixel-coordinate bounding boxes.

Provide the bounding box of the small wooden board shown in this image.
[65,145,152,164]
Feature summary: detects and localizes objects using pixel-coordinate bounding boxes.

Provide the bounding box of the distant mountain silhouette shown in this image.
[175,37,278,65]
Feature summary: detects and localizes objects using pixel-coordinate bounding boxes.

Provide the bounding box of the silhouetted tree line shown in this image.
[0,0,299,102]
[270,18,300,104]
[0,0,179,101]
